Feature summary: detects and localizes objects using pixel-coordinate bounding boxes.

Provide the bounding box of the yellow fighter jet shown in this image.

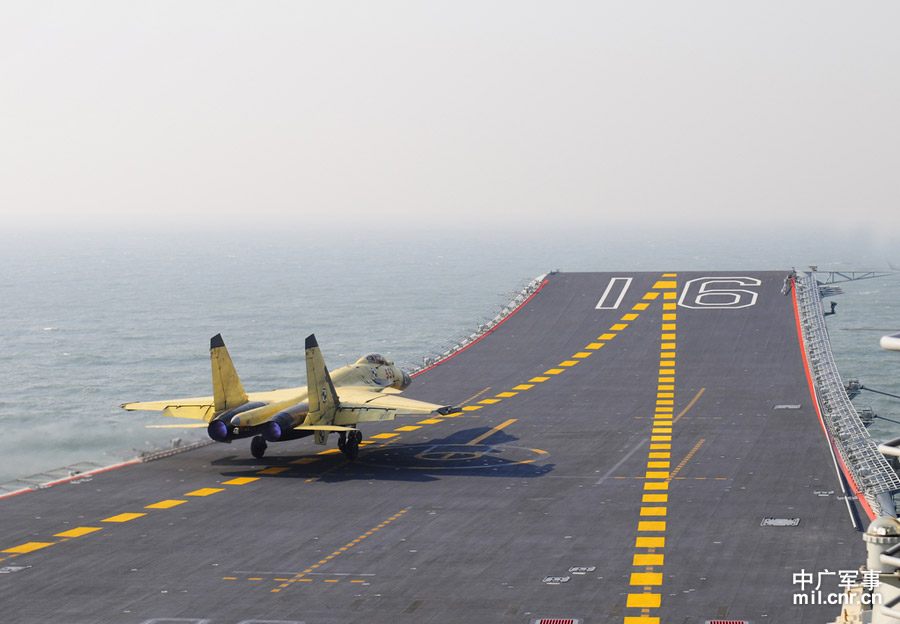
[121,334,458,460]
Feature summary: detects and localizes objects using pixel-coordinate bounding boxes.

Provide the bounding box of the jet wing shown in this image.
[121,387,305,422]
[120,397,215,421]
[335,386,458,417]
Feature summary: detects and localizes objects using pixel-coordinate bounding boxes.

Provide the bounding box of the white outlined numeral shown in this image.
[596,277,633,310]
[678,277,761,309]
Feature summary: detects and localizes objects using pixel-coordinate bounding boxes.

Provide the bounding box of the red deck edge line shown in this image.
[791,279,876,521]
[0,458,143,502]
[411,277,550,378]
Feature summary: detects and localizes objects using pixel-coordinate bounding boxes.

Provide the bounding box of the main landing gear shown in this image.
[251,435,268,459]
[338,429,363,461]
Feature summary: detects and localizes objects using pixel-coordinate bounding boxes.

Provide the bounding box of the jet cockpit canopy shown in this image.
[356,353,392,366]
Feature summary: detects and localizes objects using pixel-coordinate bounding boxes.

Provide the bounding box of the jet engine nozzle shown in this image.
[208,420,229,442]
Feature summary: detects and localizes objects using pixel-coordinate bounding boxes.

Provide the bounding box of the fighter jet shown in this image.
[121,333,458,460]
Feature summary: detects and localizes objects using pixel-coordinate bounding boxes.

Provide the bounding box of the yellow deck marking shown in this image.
[674,387,706,423]
[418,418,444,424]
[644,471,669,479]
[621,313,639,321]
[636,536,665,548]
[495,391,518,398]
[145,500,187,509]
[103,513,146,523]
[258,467,292,475]
[479,398,501,404]
[598,333,616,340]
[642,494,667,503]
[632,302,649,310]
[649,443,671,450]
[586,343,604,349]
[638,521,666,531]
[624,618,660,624]
[370,433,399,439]
[544,369,565,375]
[662,313,676,320]
[466,419,517,446]
[664,291,677,299]
[185,488,224,497]
[668,439,706,480]
[461,405,482,411]
[559,360,578,367]
[54,527,102,538]
[643,292,660,300]
[3,542,55,554]
[646,461,670,468]
[630,572,663,585]
[661,323,676,330]
[394,426,422,431]
[653,280,677,289]
[633,553,664,565]
[640,507,667,516]
[627,593,661,607]
[648,452,670,459]
[223,477,260,484]
[290,457,319,464]
[532,448,549,454]
[317,448,342,455]
[610,324,628,331]
[512,384,534,390]
[573,352,591,358]
[657,392,674,398]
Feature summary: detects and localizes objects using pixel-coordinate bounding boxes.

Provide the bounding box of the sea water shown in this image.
[1,225,898,485]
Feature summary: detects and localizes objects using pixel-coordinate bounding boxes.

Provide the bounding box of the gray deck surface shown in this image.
[0,271,863,624]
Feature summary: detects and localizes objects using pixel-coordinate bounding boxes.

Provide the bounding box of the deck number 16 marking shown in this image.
[595,276,761,310]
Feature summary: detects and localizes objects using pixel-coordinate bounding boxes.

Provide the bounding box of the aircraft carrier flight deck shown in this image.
[0,271,867,623]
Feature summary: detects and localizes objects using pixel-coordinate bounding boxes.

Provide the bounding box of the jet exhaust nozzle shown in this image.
[208,420,229,442]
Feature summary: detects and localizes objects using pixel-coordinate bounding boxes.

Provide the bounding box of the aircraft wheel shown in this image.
[338,431,347,451]
[342,437,359,461]
[353,430,363,444]
[251,435,268,459]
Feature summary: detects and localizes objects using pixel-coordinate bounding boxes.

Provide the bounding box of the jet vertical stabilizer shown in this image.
[210,334,249,413]
[305,334,340,435]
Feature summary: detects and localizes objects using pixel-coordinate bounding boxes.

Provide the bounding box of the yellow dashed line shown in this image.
[512,384,534,390]
[102,513,146,523]
[185,488,224,497]
[544,368,565,375]
[586,343,604,349]
[223,477,260,484]
[479,398,501,404]
[3,542,55,554]
[495,391,518,398]
[145,500,187,509]
[461,405,482,411]
[394,426,422,431]
[598,333,616,340]
[257,467,291,474]
[559,360,578,367]
[54,527,102,538]
[418,418,444,424]
[621,313,639,321]
[370,433,399,439]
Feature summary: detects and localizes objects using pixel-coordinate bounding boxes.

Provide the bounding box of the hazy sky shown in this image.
[2,2,898,234]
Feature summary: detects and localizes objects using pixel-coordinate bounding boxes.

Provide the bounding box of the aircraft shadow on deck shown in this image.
[212,426,555,483]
